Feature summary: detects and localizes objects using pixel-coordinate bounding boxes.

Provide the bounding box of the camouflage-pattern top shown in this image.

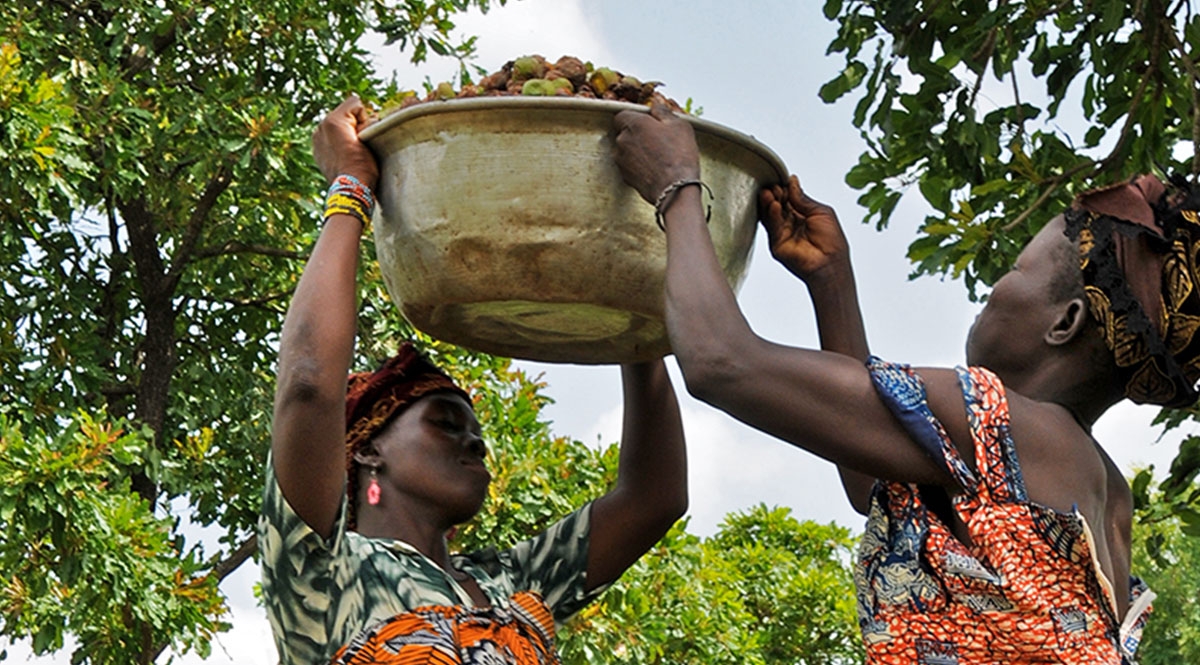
[258,458,606,665]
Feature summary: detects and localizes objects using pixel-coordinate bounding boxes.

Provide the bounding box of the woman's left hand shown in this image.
[759,175,851,285]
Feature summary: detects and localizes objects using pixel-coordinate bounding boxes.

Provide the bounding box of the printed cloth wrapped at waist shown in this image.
[331,591,561,665]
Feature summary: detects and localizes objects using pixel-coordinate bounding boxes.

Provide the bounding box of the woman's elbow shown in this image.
[647,493,688,536]
[275,357,343,411]
[669,317,761,406]
[675,348,741,407]
[670,494,689,524]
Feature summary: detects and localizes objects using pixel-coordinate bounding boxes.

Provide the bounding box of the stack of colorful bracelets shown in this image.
[323,174,375,229]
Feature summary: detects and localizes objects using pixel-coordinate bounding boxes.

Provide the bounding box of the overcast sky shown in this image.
[10,1,1192,663]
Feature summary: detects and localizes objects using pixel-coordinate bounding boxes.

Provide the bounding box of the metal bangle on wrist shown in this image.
[653,178,713,230]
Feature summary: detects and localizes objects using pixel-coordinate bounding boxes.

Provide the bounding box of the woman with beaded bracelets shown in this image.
[258,96,688,665]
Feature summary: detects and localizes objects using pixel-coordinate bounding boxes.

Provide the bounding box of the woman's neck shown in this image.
[356,507,457,570]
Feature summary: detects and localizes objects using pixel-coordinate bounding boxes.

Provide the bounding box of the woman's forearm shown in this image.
[276,216,362,405]
[661,187,761,405]
[616,361,687,520]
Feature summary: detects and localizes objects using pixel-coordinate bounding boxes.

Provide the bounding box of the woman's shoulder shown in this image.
[1006,392,1109,515]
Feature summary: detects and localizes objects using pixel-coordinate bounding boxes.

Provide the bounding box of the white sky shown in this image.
[9,1,1192,663]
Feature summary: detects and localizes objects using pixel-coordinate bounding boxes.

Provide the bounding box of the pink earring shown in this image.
[367,467,381,506]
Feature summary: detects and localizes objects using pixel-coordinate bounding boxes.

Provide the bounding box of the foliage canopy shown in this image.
[823,0,1199,295]
[0,2,861,662]
[0,0,506,660]
[1131,472,1200,665]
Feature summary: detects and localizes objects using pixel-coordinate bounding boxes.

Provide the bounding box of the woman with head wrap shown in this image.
[259,97,687,665]
[612,103,1199,664]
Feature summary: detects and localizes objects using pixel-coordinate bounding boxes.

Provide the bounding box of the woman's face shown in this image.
[966,215,1077,373]
[372,391,490,525]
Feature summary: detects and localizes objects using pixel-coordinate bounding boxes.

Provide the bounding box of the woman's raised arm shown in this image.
[271,96,377,539]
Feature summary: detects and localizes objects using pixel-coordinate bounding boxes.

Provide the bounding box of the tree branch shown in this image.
[210,534,258,583]
[208,292,292,309]
[100,193,129,395]
[123,9,197,80]
[167,156,203,182]
[148,534,259,662]
[192,241,306,262]
[119,197,168,300]
[1002,160,1096,231]
[1094,71,1150,171]
[967,28,996,109]
[1164,22,1200,174]
[100,383,137,398]
[165,163,234,290]
[1034,0,1078,22]
[902,0,947,39]
[1007,25,1027,140]
[46,0,108,30]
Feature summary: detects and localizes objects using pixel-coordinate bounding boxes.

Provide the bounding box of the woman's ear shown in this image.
[1046,297,1091,346]
[353,447,383,470]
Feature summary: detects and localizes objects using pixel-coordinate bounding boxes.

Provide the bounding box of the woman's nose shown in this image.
[466,434,487,459]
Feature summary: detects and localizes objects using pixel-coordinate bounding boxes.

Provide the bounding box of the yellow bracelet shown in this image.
[323,174,375,229]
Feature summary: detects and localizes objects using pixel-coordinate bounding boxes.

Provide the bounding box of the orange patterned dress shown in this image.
[859,359,1154,664]
[331,591,561,665]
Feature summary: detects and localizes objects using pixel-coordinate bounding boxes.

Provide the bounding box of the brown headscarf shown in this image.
[1064,174,1200,406]
[344,342,470,529]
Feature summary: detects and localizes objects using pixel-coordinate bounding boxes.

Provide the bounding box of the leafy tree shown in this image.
[1131,469,1200,664]
[822,0,1198,295]
[0,411,223,660]
[560,506,863,665]
[821,1,1199,503]
[2,2,864,663]
[0,1,508,661]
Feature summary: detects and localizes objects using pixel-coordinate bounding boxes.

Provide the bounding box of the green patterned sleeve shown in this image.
[503,501,610,622]
[257,456,352,665]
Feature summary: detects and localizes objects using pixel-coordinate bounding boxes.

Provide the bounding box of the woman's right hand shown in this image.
[759,175,852,286]
[612,102,701,206]
[312,95,379,189]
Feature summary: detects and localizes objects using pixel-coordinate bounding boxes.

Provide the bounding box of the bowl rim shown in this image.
[359,96,789,184]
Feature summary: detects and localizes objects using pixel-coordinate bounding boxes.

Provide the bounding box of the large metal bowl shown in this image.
[360,97,787,364]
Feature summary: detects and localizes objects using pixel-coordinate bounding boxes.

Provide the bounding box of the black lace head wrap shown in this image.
[1063,174,1200,407]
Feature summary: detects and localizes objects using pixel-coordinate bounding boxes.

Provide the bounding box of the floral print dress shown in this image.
[857,358,1154,664]
[258,460,605,665]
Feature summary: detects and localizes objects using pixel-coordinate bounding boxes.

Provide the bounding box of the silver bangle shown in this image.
[653,178,713,230]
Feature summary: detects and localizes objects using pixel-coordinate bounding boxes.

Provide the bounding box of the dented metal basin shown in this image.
[360,96,787,364]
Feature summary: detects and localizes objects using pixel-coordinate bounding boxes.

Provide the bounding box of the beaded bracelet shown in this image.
[653,178,713,230]
[323,174,376,230]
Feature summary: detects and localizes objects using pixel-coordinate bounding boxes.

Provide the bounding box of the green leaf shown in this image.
[1131,468,1153,510]
[819,60,868,103]
[907,234,946,263]
[919,177,951,213]
[844,160,879,189]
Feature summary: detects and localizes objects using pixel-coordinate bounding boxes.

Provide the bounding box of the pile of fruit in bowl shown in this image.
[383,54,688,114]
